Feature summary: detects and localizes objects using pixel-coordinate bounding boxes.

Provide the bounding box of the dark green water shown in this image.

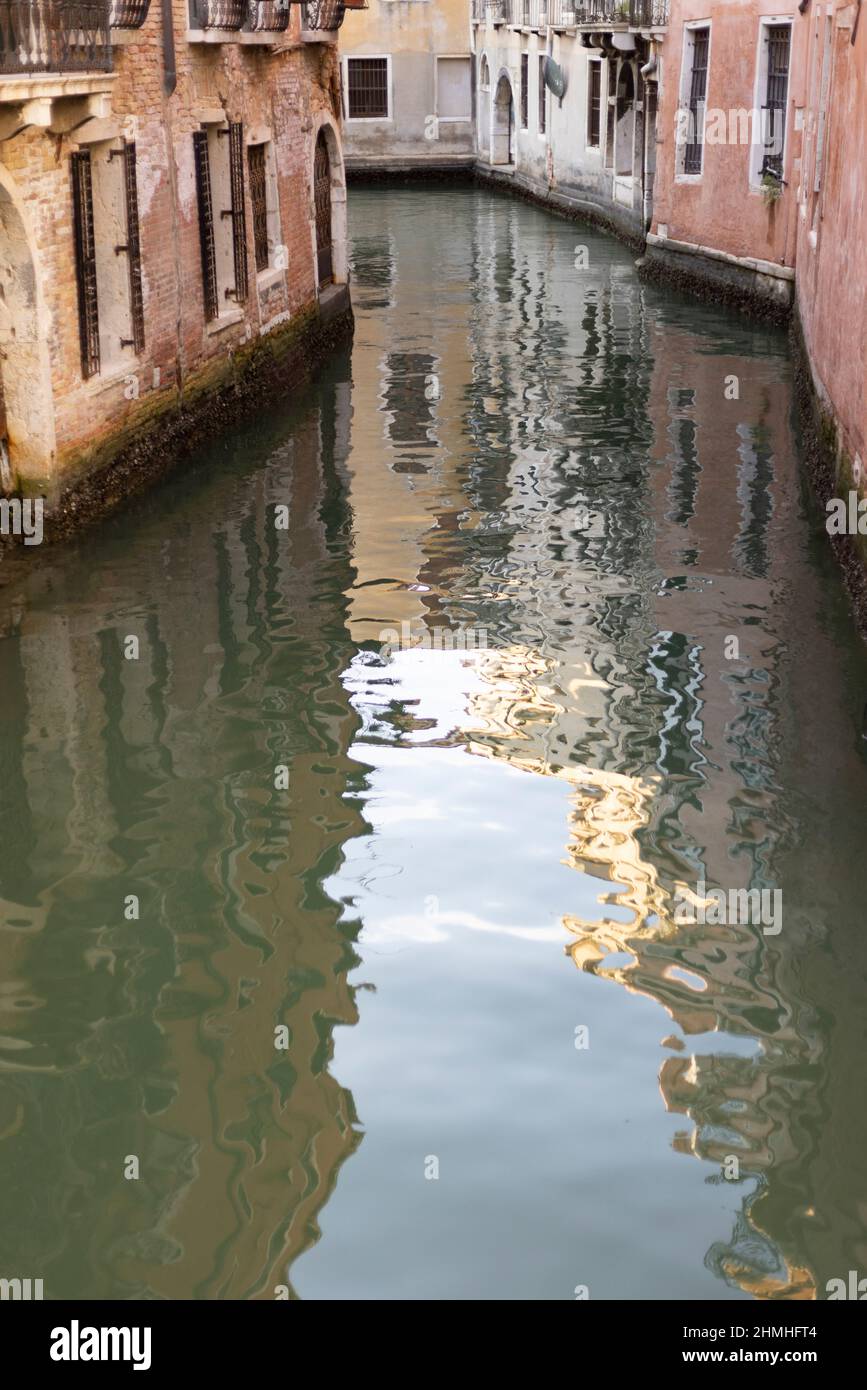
[2,185,867,1301]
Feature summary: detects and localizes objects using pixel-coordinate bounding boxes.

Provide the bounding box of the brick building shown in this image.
[0,0,364,505]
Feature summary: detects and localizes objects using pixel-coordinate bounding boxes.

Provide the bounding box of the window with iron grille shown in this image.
[538,56,546,135]
[248,144,269,273]
[122,142,145,353]
[587,59,602,148]
[71,152,100,379]
[228,122,248,303]
[762,24,791,179]
[683,26,709,175]
[193,131,219,322]
[520,54,528,129]
[345,58,389,119]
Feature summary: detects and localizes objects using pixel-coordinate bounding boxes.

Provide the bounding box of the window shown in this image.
[479,54,490,91]
[71,140,145,380]
[192,122,248,324]
[436,57,472,121]
[520,54,528,130]
[761,24,791,179]
[683,25,710,175]
[587,59,602,148]
[345,57,389,119]
[538,55,546,135]
[605,57,617,169]
[248,144,269,273]
[71,153,100,379]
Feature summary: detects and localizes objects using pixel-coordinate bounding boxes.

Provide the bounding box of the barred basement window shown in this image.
[227,122,248,303]
[346,58,389,119]
[520,54,528,130]
[587,59,602,148]
[122,142,145,353]
[538,55,546,135]
[762,24,791,179]
[683,27,710,176]
[71,152,100,380]
[193,131,218,321]
[248,144,269,273]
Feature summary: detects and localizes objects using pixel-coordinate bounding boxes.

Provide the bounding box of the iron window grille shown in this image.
[71,151,101,379]
[520,54,528,129]
[227,122,248,303]
[683,27,709,175]
[193,131,219,322]
[122,142,145,352]
[538,55,546,133]
[346,57,388,118]
[587,59,602,147]
[248,143,269,273]
[762,24,791,179]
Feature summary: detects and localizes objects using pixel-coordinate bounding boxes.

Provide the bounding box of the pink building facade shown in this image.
[647,0,866,535]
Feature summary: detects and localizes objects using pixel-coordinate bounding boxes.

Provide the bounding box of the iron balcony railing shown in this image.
[109,0,149,25]
[191,0,245,28]
[247,0,289,29]
[301,0,346,29]
[0,0,112,73]
[628,0,669,25]
[510,0,629,24]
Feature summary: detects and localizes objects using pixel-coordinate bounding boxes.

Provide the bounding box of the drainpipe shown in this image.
[162,0,177,97]
[640,49,657,230]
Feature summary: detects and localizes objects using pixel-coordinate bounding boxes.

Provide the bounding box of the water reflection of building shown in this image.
[344,187,867,1299]
[0,371,370,1299]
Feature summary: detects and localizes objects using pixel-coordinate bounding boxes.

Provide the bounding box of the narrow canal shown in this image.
[2,184,867,1301]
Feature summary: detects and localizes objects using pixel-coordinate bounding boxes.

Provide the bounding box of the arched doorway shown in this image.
[478,55,491,156]
[615,64,636,177]
[491,74,514,166]
[0,180,55,490]
[314,130,333,288]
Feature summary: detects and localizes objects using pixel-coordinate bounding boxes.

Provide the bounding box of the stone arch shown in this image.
[0,169,55,491]
[491,71,514,166]
[309,111,348,290]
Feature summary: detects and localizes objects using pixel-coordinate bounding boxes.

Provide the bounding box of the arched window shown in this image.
[479,55,490,91]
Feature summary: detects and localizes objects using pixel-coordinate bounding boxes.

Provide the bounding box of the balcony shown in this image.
[629,0,668,25]
[0,0,112,76]
[247,0,289,30]
[109,0,150,25]
[190,0,245,28]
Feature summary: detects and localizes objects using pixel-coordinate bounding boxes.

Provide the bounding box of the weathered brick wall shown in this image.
[0,8,345,489]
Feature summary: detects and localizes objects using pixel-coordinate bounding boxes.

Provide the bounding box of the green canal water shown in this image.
[2,185,867,1301]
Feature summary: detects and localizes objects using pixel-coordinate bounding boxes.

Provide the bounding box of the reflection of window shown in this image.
[587,59,602,148]
[384,352,438,473]
[345,57,390,119]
